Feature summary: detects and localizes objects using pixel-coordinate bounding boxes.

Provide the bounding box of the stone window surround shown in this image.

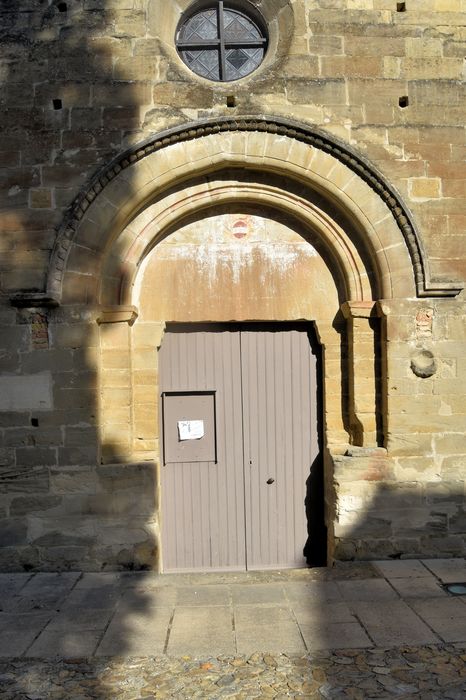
[148,0,294,86]
[175,1,268,82]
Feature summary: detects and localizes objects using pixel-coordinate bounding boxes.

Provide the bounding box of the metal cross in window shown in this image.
[176,1,267,82]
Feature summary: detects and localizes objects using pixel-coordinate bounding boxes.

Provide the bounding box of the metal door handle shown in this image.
[266,478,275,485]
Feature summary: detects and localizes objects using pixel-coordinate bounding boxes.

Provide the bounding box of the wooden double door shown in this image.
[159,323,321,572]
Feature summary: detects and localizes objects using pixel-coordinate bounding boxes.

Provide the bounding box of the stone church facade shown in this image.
[0,0,465,571]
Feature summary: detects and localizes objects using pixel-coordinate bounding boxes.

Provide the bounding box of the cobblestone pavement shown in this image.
[2,645,466,699]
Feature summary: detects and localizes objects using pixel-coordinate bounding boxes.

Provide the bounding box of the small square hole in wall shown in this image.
[57,2,67,11]
[396,2,406,11]
[52,98,62,110]
[31,418,39,427]
[398,95,409,108]
[226,95,236,108]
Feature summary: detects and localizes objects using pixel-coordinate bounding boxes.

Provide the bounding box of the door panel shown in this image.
[159,327,246,572]
[241,328,318,569]
[159,324,319,572]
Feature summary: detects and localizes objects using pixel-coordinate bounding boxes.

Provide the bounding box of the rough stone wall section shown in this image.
[0,0,465,570]
[0,1,465,295]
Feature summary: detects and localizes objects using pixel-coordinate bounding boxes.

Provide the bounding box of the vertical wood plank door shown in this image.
[241,327,319,570]
[159,326,246,572]
[159,324,319,572]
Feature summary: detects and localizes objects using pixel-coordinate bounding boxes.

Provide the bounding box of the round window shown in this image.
[176,1,268,82]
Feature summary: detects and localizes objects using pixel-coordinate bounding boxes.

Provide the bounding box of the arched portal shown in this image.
[46,117,460,569]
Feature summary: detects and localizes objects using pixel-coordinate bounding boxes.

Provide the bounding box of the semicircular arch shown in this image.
[48,116,462,305]
[109,178,372,307]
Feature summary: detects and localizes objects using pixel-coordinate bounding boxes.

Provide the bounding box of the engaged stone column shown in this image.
[341,301,380,447]
[97,305,138,464]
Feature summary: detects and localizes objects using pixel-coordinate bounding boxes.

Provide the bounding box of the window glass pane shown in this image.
[180,47,221,81]
[225,46,264,81]
[223,9,261,42]
[179,9,218,42]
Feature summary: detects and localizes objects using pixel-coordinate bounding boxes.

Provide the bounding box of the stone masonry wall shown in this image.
[0,0,465,569]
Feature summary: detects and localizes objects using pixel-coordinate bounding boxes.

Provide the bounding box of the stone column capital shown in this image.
[96,305,139,325]
[340,300,377,319]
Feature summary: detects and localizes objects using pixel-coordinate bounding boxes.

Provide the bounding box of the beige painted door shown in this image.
[159,324,319,572]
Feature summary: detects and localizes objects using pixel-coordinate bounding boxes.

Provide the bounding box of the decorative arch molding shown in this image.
[47,116,462,303]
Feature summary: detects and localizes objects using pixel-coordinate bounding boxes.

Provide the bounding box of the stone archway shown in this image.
[43,117,462,568]
[48,117,462,305]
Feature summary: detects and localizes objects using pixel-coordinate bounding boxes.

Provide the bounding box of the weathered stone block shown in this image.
[33,531,94,547]
[0,448,15,467]
[99,323,129,348]
[16,448,56,468]
[101,369,131,388]
[449,510,466,534]
[102,106,141,129]
[409,177,441,199]
[286,78,346,104]
[54,388,95,411]
[50,323,98,349]
[0,519,28,547]
[64,427,98,449]
[0,468,49,495]
[40,546,90,566]
[57,446,98,467]
[441,455,466,479]
[425,483,464,506]
[29,188,52,209]
[50,467,99,495]
[10,496,62,517]
[420,535,465,556]
[3,427,62,448]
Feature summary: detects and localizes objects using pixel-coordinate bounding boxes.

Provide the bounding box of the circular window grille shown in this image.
[176,1,268,82]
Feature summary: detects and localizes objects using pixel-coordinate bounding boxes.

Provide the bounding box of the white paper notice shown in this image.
[177,420,205,441]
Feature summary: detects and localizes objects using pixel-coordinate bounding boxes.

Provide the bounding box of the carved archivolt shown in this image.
[47,116,463,302]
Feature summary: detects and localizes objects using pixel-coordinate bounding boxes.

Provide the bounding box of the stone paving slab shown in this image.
[299,621,373,650]
[349,600,439,647]
[28,629,102,659]
[168,606,235,656]
[336,578,399,602]
[175,584,231,606]
[374,559,431,579]
[231,582,286,605]
[284,580,343,603]
[0,559,466,662]
[389,575,447,599]
[0,573,32,602]
[234,605,307,655]
[422,558,466,583]
[236,621,306,655]
[2,572,81,613]
[0,612,51,657]
[45,607,114,632]
[410,597,466,643]
[290,601,355,624]
[62,584,122,610]
[117,586,178,610]
[96,606,173,657]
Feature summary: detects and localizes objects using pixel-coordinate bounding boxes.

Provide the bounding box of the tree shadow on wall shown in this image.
[2,3,466,699]
[0,1,161,698]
